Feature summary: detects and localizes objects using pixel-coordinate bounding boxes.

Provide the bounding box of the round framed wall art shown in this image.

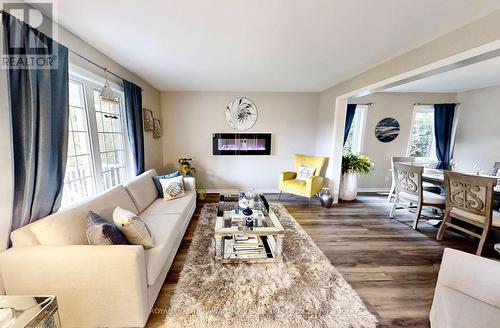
[225,97,258,131]
[375,117,400,143]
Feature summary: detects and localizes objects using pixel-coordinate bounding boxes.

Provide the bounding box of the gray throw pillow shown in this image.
[86,211,129,245]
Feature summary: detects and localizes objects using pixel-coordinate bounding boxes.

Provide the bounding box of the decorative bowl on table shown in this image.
[239,192,255,209]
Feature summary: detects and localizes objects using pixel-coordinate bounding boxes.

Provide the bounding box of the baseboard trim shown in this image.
[358,188,390,193]
[205,188,281,194]
[206,188,388,195]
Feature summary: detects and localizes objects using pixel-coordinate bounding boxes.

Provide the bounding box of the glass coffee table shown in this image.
[0,295,61,328]
[215,193,284,263]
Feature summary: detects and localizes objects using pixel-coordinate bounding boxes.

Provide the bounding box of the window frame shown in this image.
[344,105,368,154]
[62,69,133,206]
[406,104,460,162]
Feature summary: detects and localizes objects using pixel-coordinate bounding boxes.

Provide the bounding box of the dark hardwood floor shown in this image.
[146,193,499,328]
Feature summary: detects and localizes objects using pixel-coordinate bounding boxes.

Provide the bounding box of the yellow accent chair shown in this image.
[279,154,327,205]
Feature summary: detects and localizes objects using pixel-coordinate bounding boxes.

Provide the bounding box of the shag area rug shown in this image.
[166,203,377,328]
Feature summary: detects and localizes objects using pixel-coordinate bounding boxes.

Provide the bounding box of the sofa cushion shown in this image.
[113,207,155,249]
[124,169,159,213]
[160,176,185,200]
[86,211,129,245]
[141,212,190,285]
[153,171,180,197]
[141,192,196,218]
[30,185,138,246]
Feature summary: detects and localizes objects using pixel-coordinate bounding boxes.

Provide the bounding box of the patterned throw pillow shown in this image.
[153,171,181,197]
[86,211,129,245]
[296,165,316,181]
[159,175,185,200]
[113,207,154,249]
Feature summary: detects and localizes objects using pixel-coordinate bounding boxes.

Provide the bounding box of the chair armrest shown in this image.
[280,171,297,182]
[184,177,196,191]
[0,245,149,327]
[306,176,324,194]
[435,248,500,308]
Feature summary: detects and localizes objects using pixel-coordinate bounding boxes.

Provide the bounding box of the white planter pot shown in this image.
[340,172,358,201]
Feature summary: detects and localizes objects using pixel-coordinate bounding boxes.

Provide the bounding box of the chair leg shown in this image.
[278,191,282,201]
[477,226,490,256]
[388,184,395,202]
[412,203,423,230]
[389,195,399,218]
[436,210,450,241]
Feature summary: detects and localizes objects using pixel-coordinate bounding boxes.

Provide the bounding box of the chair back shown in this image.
[444,171,496,224]
[391,157,415,181]
[493,162,500,176]
[391,156,416,166]
[293,154,326,177]
[393,163,423,197]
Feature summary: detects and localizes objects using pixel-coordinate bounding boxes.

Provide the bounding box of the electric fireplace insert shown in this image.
[212,133,271,155]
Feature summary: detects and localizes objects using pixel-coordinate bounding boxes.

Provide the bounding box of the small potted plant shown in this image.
[178,158,206,200]
[196,181,207,201]
[340,153,374,201]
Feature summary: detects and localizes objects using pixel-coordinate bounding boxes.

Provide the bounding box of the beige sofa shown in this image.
[430,248,500,328]
[0,169,196,327]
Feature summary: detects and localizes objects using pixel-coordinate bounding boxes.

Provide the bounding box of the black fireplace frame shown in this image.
[212,133,272,155]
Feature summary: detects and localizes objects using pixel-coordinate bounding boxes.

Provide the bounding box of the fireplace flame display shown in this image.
[213,133,271,155]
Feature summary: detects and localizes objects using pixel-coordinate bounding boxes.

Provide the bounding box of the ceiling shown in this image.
[384,55,500,93]
[43,0,500,92]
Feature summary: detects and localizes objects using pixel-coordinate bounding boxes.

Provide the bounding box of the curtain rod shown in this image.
[70,50,144,91]
[414,102,460,106]
[352,103,374,106]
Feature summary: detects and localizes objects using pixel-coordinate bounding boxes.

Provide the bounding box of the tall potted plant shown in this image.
[340,153,374,201]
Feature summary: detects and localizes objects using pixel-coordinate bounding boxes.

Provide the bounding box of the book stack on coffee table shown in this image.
[225,235,267,259]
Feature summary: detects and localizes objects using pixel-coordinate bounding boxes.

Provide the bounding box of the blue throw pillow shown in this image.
[153,171,181,197]
[86,211,129,245]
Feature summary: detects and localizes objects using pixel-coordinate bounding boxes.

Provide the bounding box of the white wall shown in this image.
[161,92,320,191]
[315,9,500,198]
[352,92,457,190]
[454,85,500,172]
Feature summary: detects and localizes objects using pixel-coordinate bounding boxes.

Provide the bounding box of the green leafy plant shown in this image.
[178,157,196,177]
[342,153,374,175]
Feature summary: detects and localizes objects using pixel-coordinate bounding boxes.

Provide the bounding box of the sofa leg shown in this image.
[278,191,282,201]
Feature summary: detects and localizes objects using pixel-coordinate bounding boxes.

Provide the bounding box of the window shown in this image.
[344,105,368,154]
[62,74,132,206]
[407,105,437,159]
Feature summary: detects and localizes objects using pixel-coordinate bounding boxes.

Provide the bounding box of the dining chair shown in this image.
[388,157,416,202]
[436,171,500,256]
[493,161,500,176]
[390,163,445,229]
